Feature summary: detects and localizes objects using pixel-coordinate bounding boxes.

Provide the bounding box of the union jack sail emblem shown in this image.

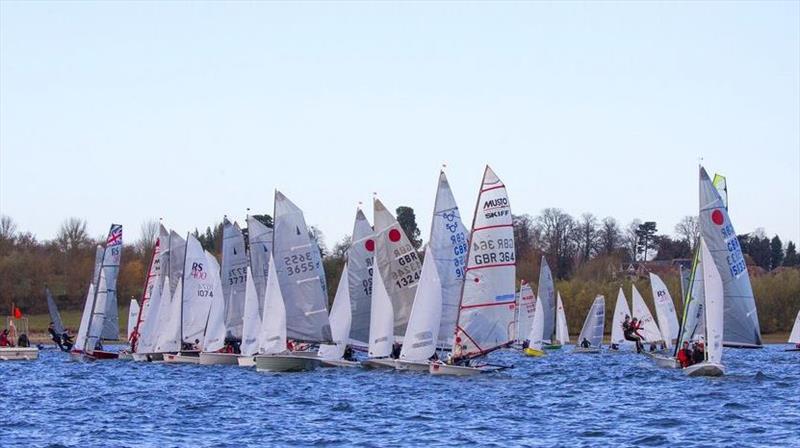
[106,224,123,246]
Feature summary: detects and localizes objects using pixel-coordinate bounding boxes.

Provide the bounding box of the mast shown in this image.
[673,236,701,358]
[179,232,189,347]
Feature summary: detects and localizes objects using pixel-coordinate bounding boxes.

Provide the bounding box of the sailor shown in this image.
[625,317,644,353]
[610,343,619,350]
[692,342,705,364]
[677,341,692,368]
[17,333,30,347]
[61,330,74,351]
[0,329,13,347]
[580,338,591,349]
[343,345,355,361]
[390,342,401,359]
[521,339,530,350]
[48,322,64,350]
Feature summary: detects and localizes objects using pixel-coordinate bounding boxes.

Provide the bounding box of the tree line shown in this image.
[1,208,798,333]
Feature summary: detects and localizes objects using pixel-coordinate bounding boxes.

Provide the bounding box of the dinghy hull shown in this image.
[543,344,562,350]
[163,352,200,364]
[361,358,398,369]
[132,352,165,362]
[320,358,362,368]
[648,353,680,369]
[395,359,431,371]
[199,352,239,366]
[0,347,39,361]
[684,362,725,377]
[428,361,485,376]
[523,348,546,357]
[237,355,256,367]
[573,347,601,354]
[255,354,321,372]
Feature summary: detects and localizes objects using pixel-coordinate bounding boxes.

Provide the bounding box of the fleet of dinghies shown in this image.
[32,164,786,377]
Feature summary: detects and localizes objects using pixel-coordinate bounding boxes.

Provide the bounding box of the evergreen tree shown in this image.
[769,235,784,269]
[395,206,422,249]
[635,221,658,261]
[252,214,273,228]
[784,241,798,266]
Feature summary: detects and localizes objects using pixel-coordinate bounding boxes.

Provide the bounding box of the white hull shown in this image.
[199,352,240,366]
[684,361,725,377]
[117,352,133,361]
[132,352,165,362]
[573,347,601,354]
[428,361,484,376]
[255,353,321,372]
[361,358,398,369]
[395,359,431,371]
[0,347,39,361]
[237,355,256,367]
[648,353,680,369]
[163,353,200,364]
[319,358,362,368]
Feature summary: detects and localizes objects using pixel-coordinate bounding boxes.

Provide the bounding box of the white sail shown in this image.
[699,166,761,346]
[368,254,395,358]
[258,254,287,355]
[181,235,216,345]
[556,292,570,344]
[527,294,545,351]
[577,296,605,348]
[74,283,95,353]
[155,277,182,353]
[246,216,273,318]
[99,224,122,340]
[46,287,65,335]
[429,171,469,347]
[452,166,516,358]
[789,310,800,344]
[168,231,186,298]
[400,247,443,362]
[701,240,724,364]
[86,269,109,354]
[127,299,140,342]
[202,250,226,353]
[347,208,374,347]
[132,226,165,349]
[610,288,632,347]
[649,273,680,349]
[537,257,556,342]
[631,285,663,343]
[221,219,248,339]
[373,198,423,339]
[136,275,166,353]
[273,191,331,342]
[516,281,535,342]
[240,267,262,356]
[319,264,353,360]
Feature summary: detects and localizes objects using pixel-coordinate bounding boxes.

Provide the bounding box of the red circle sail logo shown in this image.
[364,239,375,252]
[388,229,401,242]
[711,209,724,226]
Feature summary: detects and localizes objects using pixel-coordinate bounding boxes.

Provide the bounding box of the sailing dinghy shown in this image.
[683,240,725,376]
[1,305,38,361]
[523,294,546,357]
[236,216,274,367]
[118,299,140,360]
[555,292,570,346]
[514,281,535,348]
[573,296,605,354]
[429,166,516,376]
[609,288,633,352]
[318,264,360,368]
[199,251,236,365]
[255,191,331,372]
[649,273,680,350]
[631,284,665,350]
[131,224,169,362]
[786,310,800,352]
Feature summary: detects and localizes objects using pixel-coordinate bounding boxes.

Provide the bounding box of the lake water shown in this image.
[1,345,798,447]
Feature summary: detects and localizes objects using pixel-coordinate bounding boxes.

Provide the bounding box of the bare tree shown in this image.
[536,208,576,278]
[309,225,327,257]
[674,215,699,254]
[513,214,540,258]
[598,216,622,255]
[573,213,599,264]
[56,217,91,253]
[625,219,642,262]
[0,215,17,251]
[331,235,352,259]
[137,219,160,256]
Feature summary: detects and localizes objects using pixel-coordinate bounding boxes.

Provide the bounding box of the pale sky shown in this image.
[1,1,798,247]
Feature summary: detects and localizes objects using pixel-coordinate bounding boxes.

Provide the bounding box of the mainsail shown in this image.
[99,224,123,340]
[699,167,761,347]
[273,191,331,342]
[45,287,65,335]
[131,224,165,350]
[181,235,215,345]
[789,310,800,345]
[137,275,166,354]
[373,198,423,338]
[246,216,274,317]
[85,269,109,354]
[428,171,469,347]
[400,246,443,363]
[74,283,95,353]
[319,264,353,360]
[631,285,663,343]
[202,250,226,352]
[649,273,680,348]
[155,276,181,353]
[537,257,556,342]
[677,244,707,351]
[516,281,535,343]
[527,294,545,351]
[221,219,248,339]
[611,288,632,348]
[168,231,186,298]
[127,299,140,342]
[347,208,374,347]
[555,292,570,344]
[577,296,605,348]
[240,267,262,356]
[452,166,516,359]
